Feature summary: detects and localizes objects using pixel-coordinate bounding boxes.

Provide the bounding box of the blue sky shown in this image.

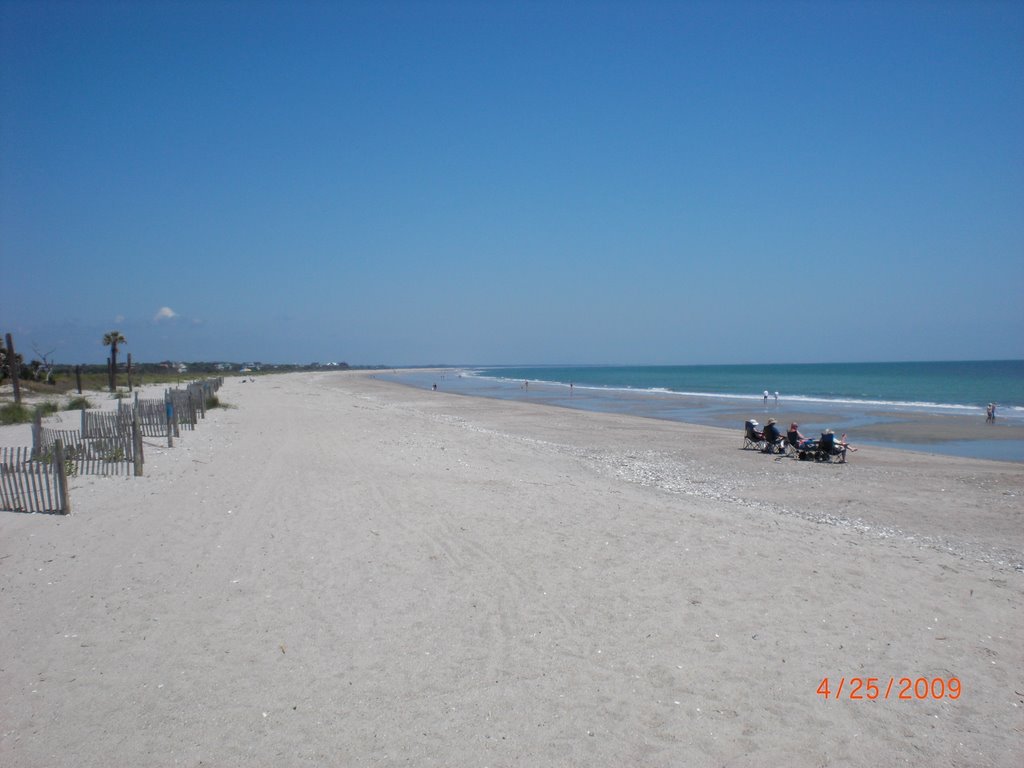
[2,0,1022,366]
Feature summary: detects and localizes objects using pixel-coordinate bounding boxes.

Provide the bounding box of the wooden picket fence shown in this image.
[0,445,71,514]
[82,395,183,438]
[81,408,133,438]
[38,427,134,475]
[40,405,142,477]
[1,377,224,515]
[129,398,178,437]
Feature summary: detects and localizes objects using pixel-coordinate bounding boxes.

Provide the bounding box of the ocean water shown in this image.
[383,360,1024,462]
[475,361,1024,415]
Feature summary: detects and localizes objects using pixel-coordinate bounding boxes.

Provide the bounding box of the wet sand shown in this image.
[383,371,1024,460]
[708,407,1024,445]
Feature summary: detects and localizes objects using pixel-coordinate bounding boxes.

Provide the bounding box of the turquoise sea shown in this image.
[384,360,1024,462]
[477,360,1024,414]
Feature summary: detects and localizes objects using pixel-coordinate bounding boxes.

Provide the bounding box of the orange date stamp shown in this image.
[817,676,961,701]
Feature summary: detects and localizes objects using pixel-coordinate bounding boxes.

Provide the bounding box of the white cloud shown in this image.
[114,314,125,323]
[154,306,178,322]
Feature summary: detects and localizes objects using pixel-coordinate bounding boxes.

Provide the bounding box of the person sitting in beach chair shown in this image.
[762,418,785,454]
[786,423,817,459]
[743,419,765,450]
[817,430,857,463]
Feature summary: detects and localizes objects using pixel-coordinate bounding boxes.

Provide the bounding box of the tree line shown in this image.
[2,330,356,391]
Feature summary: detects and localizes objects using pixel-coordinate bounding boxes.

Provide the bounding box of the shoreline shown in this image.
[357,372,1024,570]
[379,369,1024,463]
[2,371,1022,766]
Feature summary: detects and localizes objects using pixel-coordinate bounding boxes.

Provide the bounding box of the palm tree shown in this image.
[103,331,126,391]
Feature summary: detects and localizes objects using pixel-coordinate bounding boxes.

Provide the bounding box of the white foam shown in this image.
[466,370,1019,417]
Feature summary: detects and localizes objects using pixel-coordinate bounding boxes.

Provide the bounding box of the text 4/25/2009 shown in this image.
[817,677,961,701]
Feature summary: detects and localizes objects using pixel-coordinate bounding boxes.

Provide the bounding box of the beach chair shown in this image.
[785,433,818,460]
[816,432,847,463]
[743,420,765,451]
[762,421,785,454]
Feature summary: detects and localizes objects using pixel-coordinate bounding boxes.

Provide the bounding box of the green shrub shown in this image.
[66,396,92,411]
[102,446,126,462]
[0,403,33,424]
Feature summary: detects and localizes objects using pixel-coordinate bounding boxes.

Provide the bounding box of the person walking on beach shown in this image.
[986,403,993,423]
[774,391,779,405]
[763,390,769,406]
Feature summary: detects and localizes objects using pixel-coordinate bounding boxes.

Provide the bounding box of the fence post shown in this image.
[75,364,82,394]
[132,404,144,477]
[127,353,133,392]
[54,439,71,515]
[32,409,42,460]
[171,389,181,437]
[165,392,174,448]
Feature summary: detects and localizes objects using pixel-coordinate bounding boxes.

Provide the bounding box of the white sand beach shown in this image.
[1,371,1022,767]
